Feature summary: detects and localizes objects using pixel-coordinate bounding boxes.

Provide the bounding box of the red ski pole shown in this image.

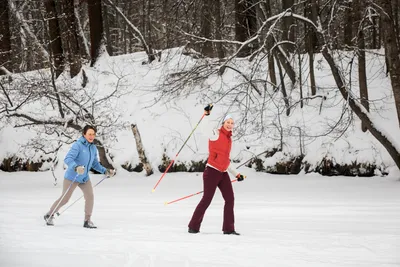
[164,177,246,205]
[152,104,213,193]
[164,189,206,205]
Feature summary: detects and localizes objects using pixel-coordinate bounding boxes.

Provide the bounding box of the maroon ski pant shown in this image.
[188,166,235,232]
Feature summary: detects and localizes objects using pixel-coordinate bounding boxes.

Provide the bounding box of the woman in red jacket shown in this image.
[188,114,245,235]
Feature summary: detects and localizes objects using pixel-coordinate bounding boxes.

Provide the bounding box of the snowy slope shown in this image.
[0,48,399,174]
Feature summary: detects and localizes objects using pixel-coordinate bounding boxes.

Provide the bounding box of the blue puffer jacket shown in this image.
[64,136,107,183]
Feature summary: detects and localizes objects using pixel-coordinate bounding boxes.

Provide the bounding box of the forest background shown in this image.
[1,0,400,178]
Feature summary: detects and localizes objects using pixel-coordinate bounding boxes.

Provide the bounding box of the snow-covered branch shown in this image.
[9,1,49,60]
[103,0,153,60]
[7,112,79,130]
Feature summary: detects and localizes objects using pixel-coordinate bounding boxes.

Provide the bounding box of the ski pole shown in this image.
[152,104,213,193]
[164,189,206,205]
[56,176,108,217]
[46,173,80,223]
[164,177,245,205]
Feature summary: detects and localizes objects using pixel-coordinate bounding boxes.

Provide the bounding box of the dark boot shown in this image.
[83,220,97,229]
[44,214,54,226]
[223,230,240,235]
[188,228,200,234]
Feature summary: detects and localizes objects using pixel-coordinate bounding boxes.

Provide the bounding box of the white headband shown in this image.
[223,114,233,123]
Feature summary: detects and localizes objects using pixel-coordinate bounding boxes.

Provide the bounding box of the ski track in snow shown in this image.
[0,171,399,267]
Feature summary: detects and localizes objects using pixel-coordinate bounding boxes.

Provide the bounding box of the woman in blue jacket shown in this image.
[44,125,115,228]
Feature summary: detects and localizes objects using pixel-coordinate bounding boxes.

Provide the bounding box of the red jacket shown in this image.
[207,127,232,172]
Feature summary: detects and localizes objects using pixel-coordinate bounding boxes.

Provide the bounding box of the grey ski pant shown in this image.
[47,178,94,221]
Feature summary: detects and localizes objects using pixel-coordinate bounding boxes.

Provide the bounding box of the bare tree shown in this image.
[104,0,157,63]
[9,1,49,72]
[305,0,318,95]
[200,0,213,57]
[235,0,258,57]
[87,0,105,66]
[0,0,12,74]
[74,0,90,58]
[2,0,400,175]
[260,0,277,88]
[102,2,114,56]
[275,54,291,116]
[377,0,400,127]
[214,0,225,59]
[282,0,295,52]
[392,0,399,38]
[45,0,65,78]
[131,124,153,176]
[62,0,82,77]
[0,65,133,168]
[343,0,353,48]
[354,0,369,132]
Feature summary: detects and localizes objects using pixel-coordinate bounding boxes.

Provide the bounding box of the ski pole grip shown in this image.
[204,104,213,116]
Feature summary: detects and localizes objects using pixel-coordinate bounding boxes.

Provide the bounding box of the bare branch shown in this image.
[103,0,152,59]
[9,1,49,60]
[0,82,13,107]
[6,112,80,131]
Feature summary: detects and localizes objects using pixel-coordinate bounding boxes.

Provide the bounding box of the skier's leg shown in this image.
[78,180,94,222]
[218,172,235,232]
[188,167,221,231]
[47,179,79,215]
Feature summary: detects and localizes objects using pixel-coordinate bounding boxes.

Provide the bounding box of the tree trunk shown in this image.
[354,0,369,132]
[93,139,113,169]
[102,3,113,56]
[235,0,258,57]
[379,0,400,127]
[62,0,82,77]
[275,54,291,116]
[0,0,12,74]
[87,0,105,66]
[200,0,213,57]
[142,0,146,40]
[261,1,296,84]
[379,16,383,50]
[162,0,171,49]
[298,52,303,108]
[246,0,259,52]
[274,47,296,84]
[45,0,64,78]
[131,124,153,176]
[268,55,277,90]
[392,0,399,43]
[215,0,225,59]
[343,1,353,49]
[74,0,90,59]
[305,0,317,95]
[320,45,400,170]
[146,0,152,47]
[371,15,378,49]
[104,0,153,63]
[235,0,247,56]
[282,0,295,53]
[261,0,277,88]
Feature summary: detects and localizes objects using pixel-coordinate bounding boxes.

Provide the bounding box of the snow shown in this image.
[2,47,400,174]
[1,45,400,265]
[0,170,399,267]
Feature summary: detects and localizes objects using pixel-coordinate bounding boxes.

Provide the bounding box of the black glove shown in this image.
[236,173,246,182]
[204,104,213,116]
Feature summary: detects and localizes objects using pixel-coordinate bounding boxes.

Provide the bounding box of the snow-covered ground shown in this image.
[1,169,399,267]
